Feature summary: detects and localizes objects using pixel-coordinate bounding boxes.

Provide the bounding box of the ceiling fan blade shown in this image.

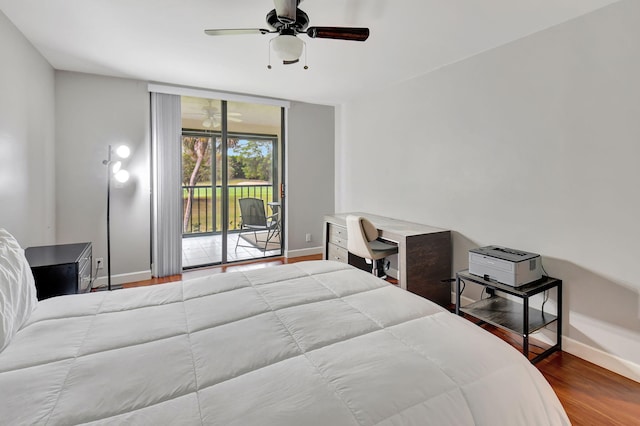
[204,28,272,36]
[306,27,370,41]
[273,0,298,24]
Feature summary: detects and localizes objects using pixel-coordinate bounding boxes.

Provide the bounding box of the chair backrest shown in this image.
[346,215,379,259]
[238,198,267,227]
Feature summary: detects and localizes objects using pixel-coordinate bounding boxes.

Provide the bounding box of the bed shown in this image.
[0,231,569,425]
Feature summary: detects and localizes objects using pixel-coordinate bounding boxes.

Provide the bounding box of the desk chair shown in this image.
[346,215,398,278]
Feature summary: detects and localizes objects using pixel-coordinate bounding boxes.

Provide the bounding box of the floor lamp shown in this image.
[102,144,130,291]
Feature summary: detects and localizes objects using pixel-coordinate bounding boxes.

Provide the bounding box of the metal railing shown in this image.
[182,184,274,236]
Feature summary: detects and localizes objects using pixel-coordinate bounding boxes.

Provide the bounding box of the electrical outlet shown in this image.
[95,257,104,270]
[305,233,312,242]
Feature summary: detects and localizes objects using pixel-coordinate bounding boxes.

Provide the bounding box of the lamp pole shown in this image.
[102,144,130,292]
[103,145,113,291]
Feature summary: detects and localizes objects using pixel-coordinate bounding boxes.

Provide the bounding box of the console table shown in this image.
[323,213,452,306]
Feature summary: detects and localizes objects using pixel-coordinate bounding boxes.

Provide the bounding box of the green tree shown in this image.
[182,136,212,185]
[228,156,245,180]
[235,140,272,181]
[182,136,211,232]
[214,138,240,183]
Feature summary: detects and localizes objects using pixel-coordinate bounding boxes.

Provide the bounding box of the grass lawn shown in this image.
[183,182,275,233]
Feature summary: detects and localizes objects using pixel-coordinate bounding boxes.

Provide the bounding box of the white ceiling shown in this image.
[0,0,619,105]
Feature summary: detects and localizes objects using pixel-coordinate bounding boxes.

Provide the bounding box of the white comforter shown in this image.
[0,260,569,425]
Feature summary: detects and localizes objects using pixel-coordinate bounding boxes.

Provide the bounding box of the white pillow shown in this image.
[0,229,38,352]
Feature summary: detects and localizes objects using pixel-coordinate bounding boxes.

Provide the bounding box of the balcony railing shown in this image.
[182,184,274,236]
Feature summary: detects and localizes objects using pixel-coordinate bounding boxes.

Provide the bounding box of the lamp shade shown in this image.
[272,34,303,61]
[115,145,130,159]
[114,169,130,183]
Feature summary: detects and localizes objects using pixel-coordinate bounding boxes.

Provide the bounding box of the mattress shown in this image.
[0,260,569,425]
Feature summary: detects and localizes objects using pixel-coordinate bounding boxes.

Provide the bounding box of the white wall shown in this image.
[286,102,335,255]
[52,72,333,279]
[55,71,151,285]
[337,0,640,380]
[0,11,55,247]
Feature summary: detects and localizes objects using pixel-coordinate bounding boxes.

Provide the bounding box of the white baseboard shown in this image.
[92,270,152,289]
[563,337,640,383]
[450,292,640,383]
[285,246,323,258]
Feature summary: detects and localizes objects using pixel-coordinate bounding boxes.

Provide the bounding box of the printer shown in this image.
[469,246,542,287]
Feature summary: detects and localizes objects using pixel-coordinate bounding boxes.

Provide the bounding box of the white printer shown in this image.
[469,246,542,287]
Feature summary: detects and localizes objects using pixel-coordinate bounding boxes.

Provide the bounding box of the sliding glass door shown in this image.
[181,131,222,266]
[180,97,283,268]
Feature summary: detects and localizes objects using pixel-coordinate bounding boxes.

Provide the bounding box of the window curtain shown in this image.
[150,92,182,277]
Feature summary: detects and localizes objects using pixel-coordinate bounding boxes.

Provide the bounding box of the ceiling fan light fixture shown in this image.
[205,1,369,69]
[272,34,303,62]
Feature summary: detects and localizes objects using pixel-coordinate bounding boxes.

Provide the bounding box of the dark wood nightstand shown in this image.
[25,242,92,300]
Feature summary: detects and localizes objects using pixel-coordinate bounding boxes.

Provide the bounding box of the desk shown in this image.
[323,213,452,306]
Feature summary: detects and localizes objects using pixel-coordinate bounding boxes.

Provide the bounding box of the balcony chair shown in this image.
[346,215,398,278]
[235,198,279,253]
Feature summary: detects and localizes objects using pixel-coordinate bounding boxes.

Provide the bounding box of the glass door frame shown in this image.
[181,101,284,268]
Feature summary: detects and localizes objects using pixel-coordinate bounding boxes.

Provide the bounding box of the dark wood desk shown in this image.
[323,213,452,306]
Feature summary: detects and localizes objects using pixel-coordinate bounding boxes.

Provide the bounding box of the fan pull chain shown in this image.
[303,41,308,70]
[267,38,273,69]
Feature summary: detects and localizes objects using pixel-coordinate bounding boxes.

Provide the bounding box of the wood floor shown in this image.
[122,255,323,289]
[537,352,640,425]
[124,255,640,425]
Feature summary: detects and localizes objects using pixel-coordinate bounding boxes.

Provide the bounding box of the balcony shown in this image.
[182,183,280,267]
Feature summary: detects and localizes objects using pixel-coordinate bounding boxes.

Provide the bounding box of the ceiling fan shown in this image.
[204,0,370,67]
[202,102,242,128]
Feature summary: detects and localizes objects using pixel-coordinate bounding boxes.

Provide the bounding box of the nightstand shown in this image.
[25,242,92,300]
